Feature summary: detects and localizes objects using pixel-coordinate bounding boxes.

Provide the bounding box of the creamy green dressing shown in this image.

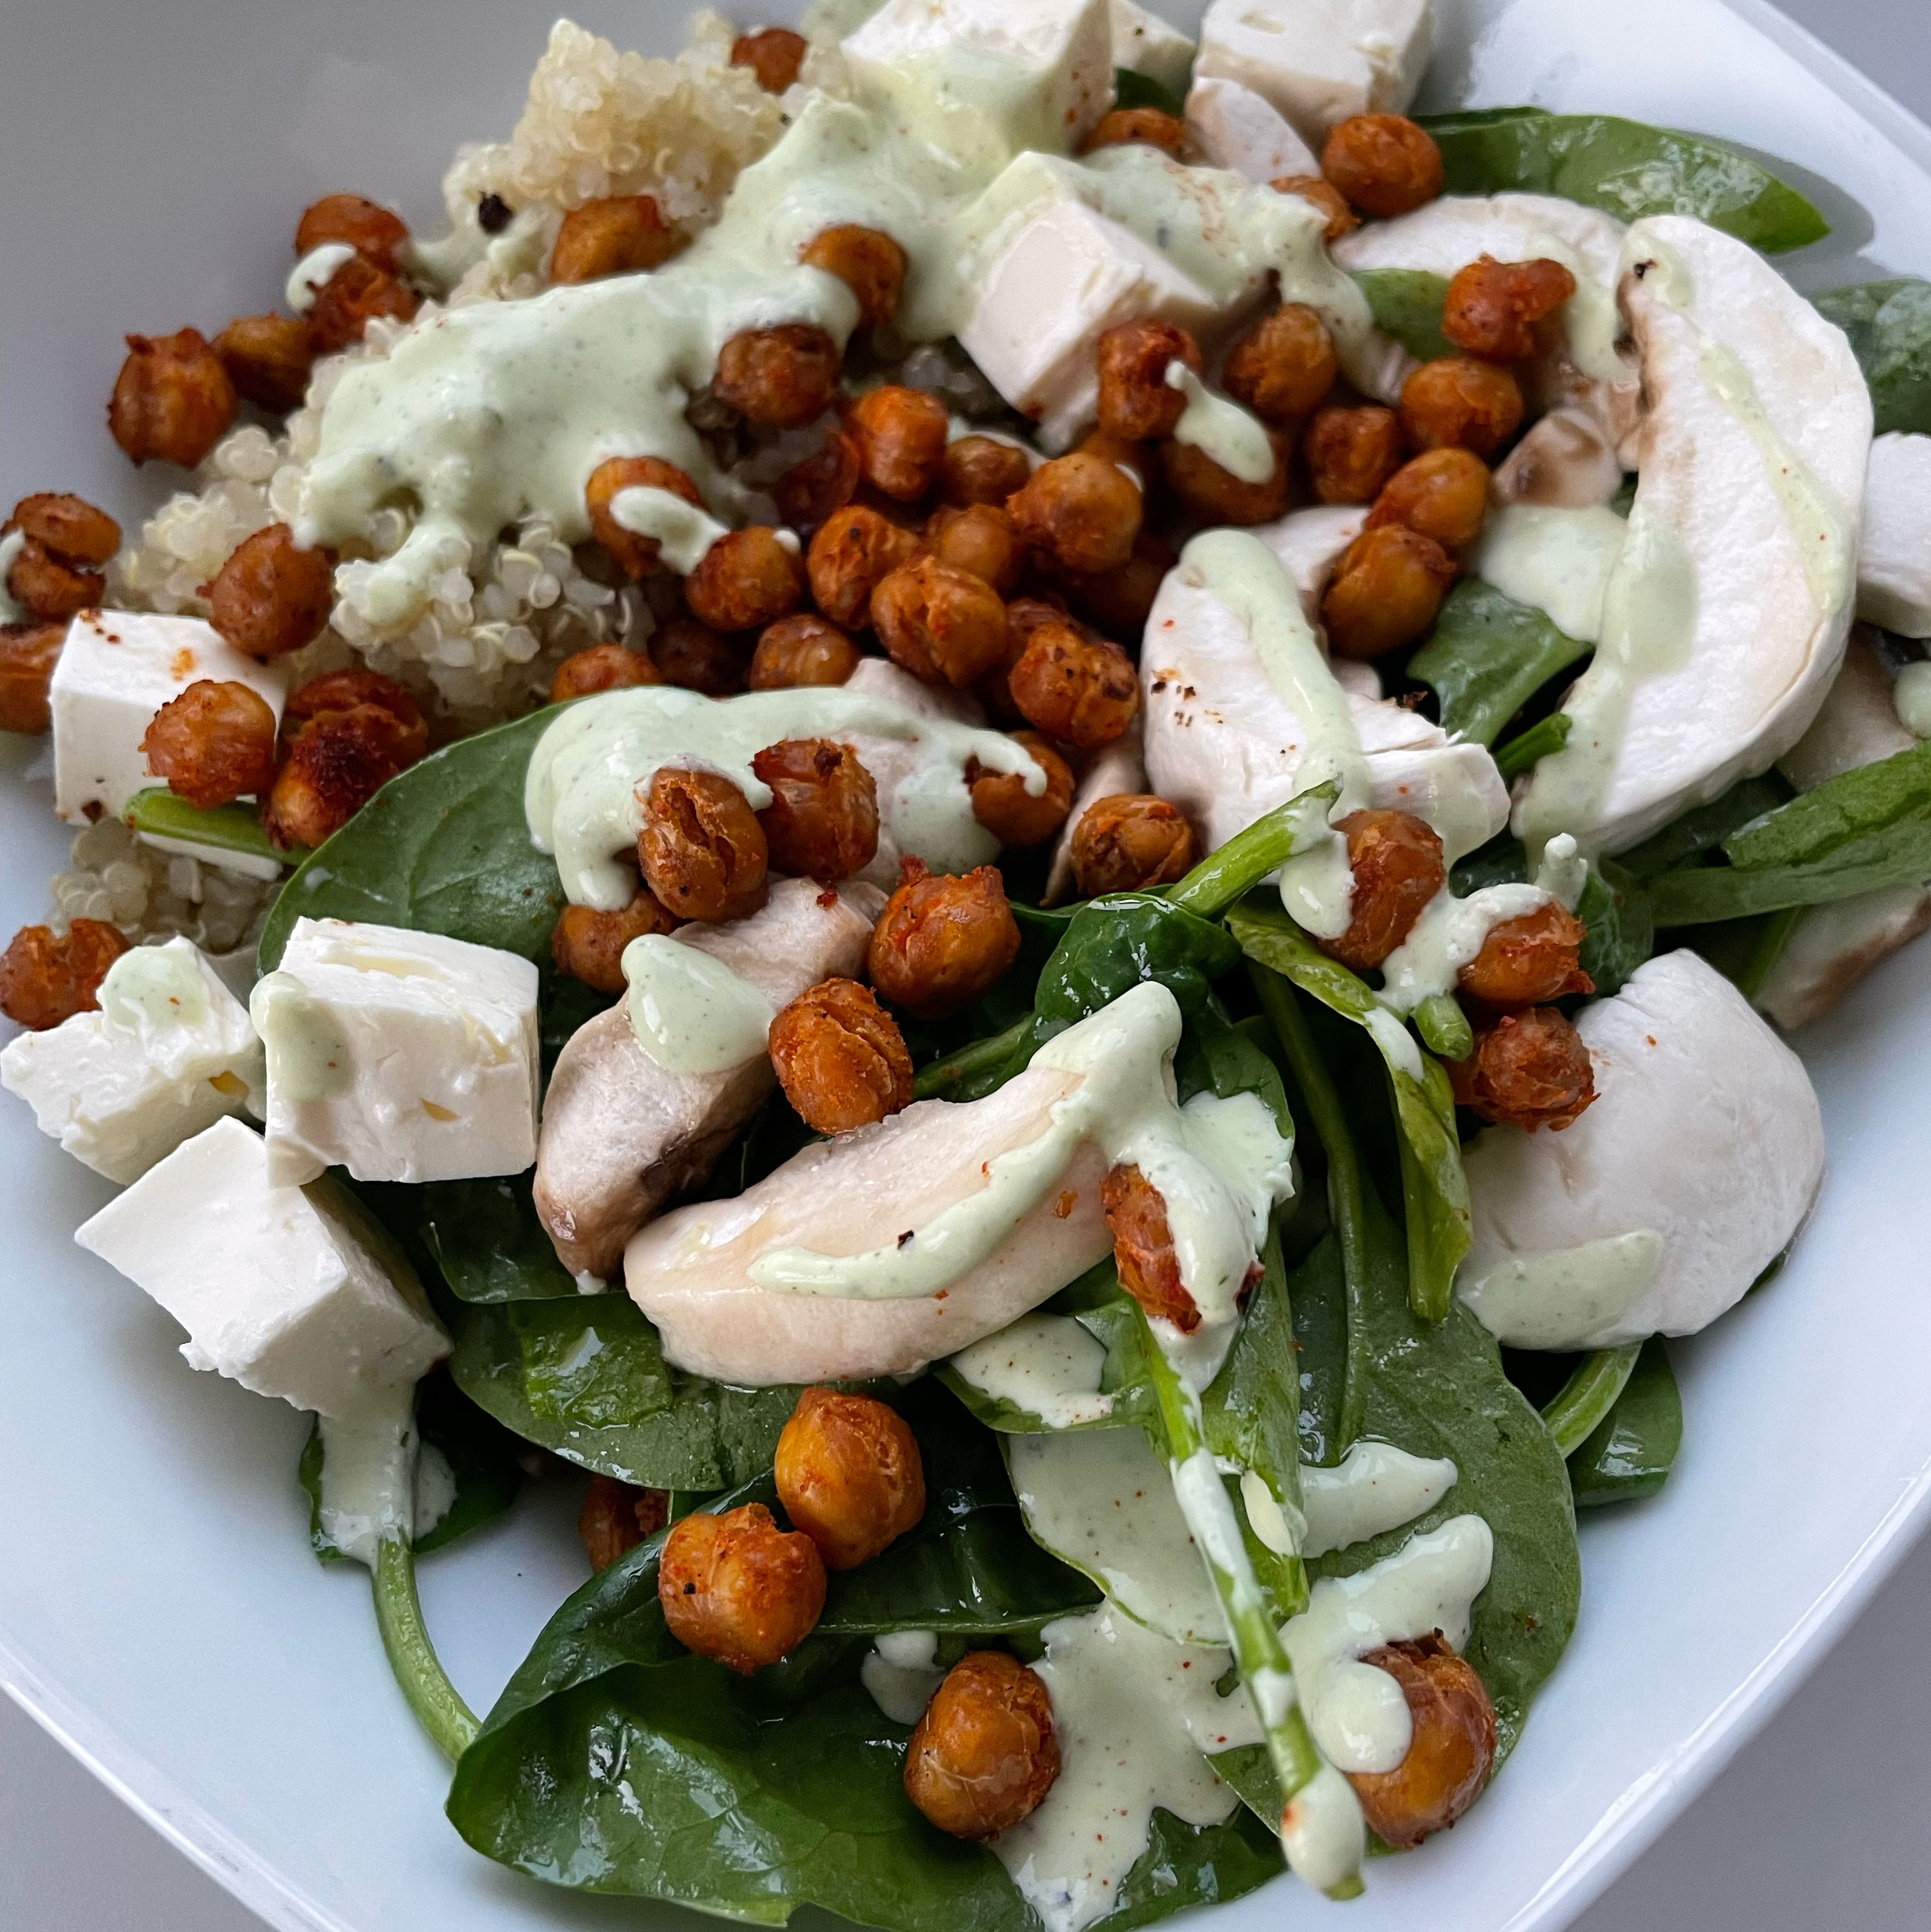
[1297,1442,1458,1558]
[621,933,776,1073]
[947,1312,1114,1426]
[1535,831,1589,911]
[1472,503,1629,644]
[248,971,353,1102]
[0,529,25,623]
[609,485,732,573]
[1378,882,1551,1013]
[101,941,212,1034]
[1896,660,1931,738]
[1457,1228,1663,1350]
[860,1629,944,1724]
[287,242,358,315]
[315,1379,418,1568]
[1165,362,1274,484]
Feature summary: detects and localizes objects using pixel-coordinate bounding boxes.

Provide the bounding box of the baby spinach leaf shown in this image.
[1409,579,1592,747]
[1113,65,1186,118]
[1352,268,1454,361]
[1569,1337,1681,1507]
[1417,107,1828,252]
[1614,773,1792,882]
[1813,278,1931,434]
[415,1171,578,1302]
[1724,737,1931,870]
[1033,893,1241,1037]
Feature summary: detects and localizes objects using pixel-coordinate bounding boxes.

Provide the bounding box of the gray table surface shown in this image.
[6,0,1931,1924]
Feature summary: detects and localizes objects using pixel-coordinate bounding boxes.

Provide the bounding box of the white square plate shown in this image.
[5,3,1931,1929]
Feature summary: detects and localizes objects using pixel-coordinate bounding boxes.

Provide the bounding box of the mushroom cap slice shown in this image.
[1857,431,1931,639]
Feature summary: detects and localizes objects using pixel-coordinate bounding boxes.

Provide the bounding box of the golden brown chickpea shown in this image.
[308,255,418,355]
[1442,255,1578,363]
[923,502,1024,595]
[0,622,63,735]
[686,527,806,633]
[776,428,863,535]
[1008,451,1143,575]
[1348,1635,1498,1848]
[730,25,808,92]
[1321,114,1445,218]
[1096,318,1200,443]
[1314,808,1444,971]
[652,616,751,695]
[868,859,1021,1019]
[658,1502,827,1675]
[1399,357,1524,458]
[550,641,660,703]
[807,503,929,628]
[1448,1006,1597,1130]
[108,328,238,468]
[279,666,426,747]
[213,314,318,413]
[1007,622,1138,749]
[638,766,769,922]
[1070,793,1196,896]
[871,556,1010,689]
[205,524,335,660]
[578,1474,671,1572]
[1366,446,1491,552]
[1457,901,1593,1009]
[774,1385,924,1567]
[9,493,121,568]
[802,225,908,328]
[767,980,915,1138]
[847,385,950,502]
[1321,525,1456,660]
[752,737,880,881]
[1304,403,1405,505]
[1160,433,1292,526]
[585,455,706,578]
[4,543,103,623]
[749,613,862,689]
[1270,173,1360,242]
[974,595,1060,724]
[261,692,426,849]
[1222,304,1339,428]
[141,680,279,808]
[0,919,130,1032]
[940,435,1033,509]
[970,731,1074,848]
[550,891,679,994]
[1056,527,1174,640]
[714,324,842,430]
[1079,105,1188,155]
[295,192,408,272]
[1103,1161,1207,1331]
[551,194,683,284]
[905,1651,1060,1835]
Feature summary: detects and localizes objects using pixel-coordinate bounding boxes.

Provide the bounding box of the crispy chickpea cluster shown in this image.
[1009,452,1143,575]
[213,314,318,413]
[108,328,238,468]
[1348,1636,1498,1848]
[1442,255,1578,363]
[1448,1005,1598,1130]
[1304,404,1405,505]
[551,642,660,703]
[924,502,1023,595]
[1399,358,1525,457]
[970,732,1073,848]
[260,670,428,849]
[1080,106,1187,156]
[1317,810,1445,971]
[1008,620,1138,748]
[1071,794,1196,896]
[0,918,130,1031]
[714,323,842,429]
[769,978,915,1136]
[586,455,705,578]
[686,528,806,633]
[904,1651,1060,1837]
[308,253,418,354]
[849,385,950,501]
[205,524,335,660]
[296,192,408,270]
[1321,525,1457,659]
[869,859,1021,1020]
[1271,173,1359,242]
[775,1387,925,1568]
[808,505,928,628]
[752,737,880,881]
[1321,114,1445,218]
[1096,318,1200,442]
[1222,304,1339,428]
[0,622,64,734]
[653,616,750,695]
[1057,528,1174,640]
[750,613,861,689]
[550,891,678,994]
[803,226,908,327]
[578,1475,671,1572]
[1103,1161,1202,1331]
[873,557,1010,689]
[1159,433,1291,527]
[3,493,120,624]
[658,1501,826,1674]
[730,25,808,93]
[941,436,1032,509]
[1366,447,1490,552]
[551,195,682,284]
[141,680,279,807]
[639,767,769,922]
[1458,902,1592,1008]
[775,427,862,534]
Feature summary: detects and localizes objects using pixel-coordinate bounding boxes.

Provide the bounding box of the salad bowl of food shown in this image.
[5,0,1931,1928]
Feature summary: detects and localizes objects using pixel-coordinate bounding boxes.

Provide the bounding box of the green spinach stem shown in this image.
[1541,1344,1642,1456]
[1163,784,1336,920]
[372,1535,479,1761]
[911,1016,1033,1100]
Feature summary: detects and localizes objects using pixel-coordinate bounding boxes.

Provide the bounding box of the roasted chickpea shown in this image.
[0,919,130,1031]
[550,891,679,993]
[923,502,1024,595]
[1103,1161,1209,1329]
[141,680,278,808]
[213,314,318,413]
[714,324,842,430]
[775,428,863,535]
[940,435,1032,509]
[1304,403,1404,505]
[1056,527,1174,641]
[1079,105,1187,155]
[107,328,237,468]
[1321,114,1445,218]
[905,1651,1059,1835]
[752,737,880,881]
[1070,793,1196,896]
[1222,304,1339,428]
[1312,809,1445,970]
[280,666,426,747]
[550,642,660,702]
[807,503,928,628]
[847,385,950,503]
[1160,432,1292,526]
[578,1474,671,1571]
[730,25,808,93]
[1008,451,1143,575]
[308,254,418,355]
[975,595,1060,723]
[551,194,682,284]
[970,731,1074,848]
[1096,318,1200,443]
[260,697,425,849]
[4,543,103,623]
[1321,525,1456,659]
[1447,1004,1597,1130]
[750,613,861,689]
[1270,173,1360,242]
[205,524,335,660]
[802,225,908,327]
[295,192,408,272]
[658,1502,826,1674]
[638,766,769,922]
[868,859,1021,1019]
[1348,1635,1498,1848]
[768,979,914,1137]
[872,556,1009,689]
[585,455,706,578]
[1399,357,1524,458]
[1007,622,1138,749]
[1366,446,1490,552]
[1442,254,1578,363]
[652,616,751,695]
[773,1384,924,1568]
[1457,901,1593,1007]
[686,527,806,633]
[0,622,63,735]
[9,493,121,568]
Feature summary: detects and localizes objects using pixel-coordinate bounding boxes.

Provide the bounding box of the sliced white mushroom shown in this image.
[1183,75,1319,184]
[1857,431,1931,638]
[1254,503,1366,611]
[1494,403,1627,510]
[534,879,881,1281]
[1458,949,1824,1350]
[1514,216,1873,859]
[1045,713,1147,904]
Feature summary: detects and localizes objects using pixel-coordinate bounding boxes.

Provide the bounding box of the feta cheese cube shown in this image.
[74,1116,448,1417]
[1185,75,1320,183]
[251,918,540,1187]
[1,937,264,1184]
[1858,432,1931,638]
[1111,0,1195,97]
[1194,0,1434,148]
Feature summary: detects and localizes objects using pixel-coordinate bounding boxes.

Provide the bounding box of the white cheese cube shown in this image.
[1195,0,1433,148]
[1858,432,1931,638]
[845,0,1115,157]
[1,937,264,1184]
[251,917,540,1187]
[1111,0,1195,96]
[75,1116,448,1418]
[1185,75,1320,183]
